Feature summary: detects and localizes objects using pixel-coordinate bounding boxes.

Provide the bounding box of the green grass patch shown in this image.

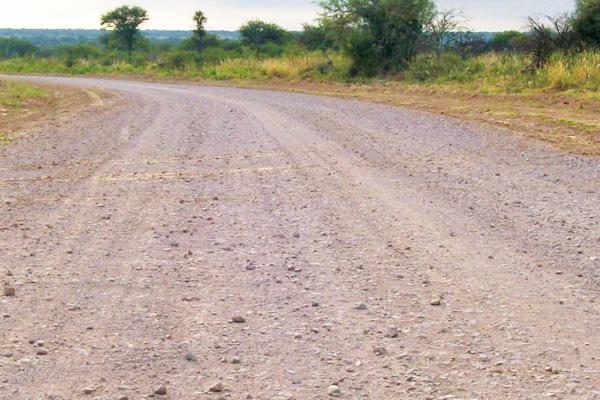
[0,80,47,109]
[0,132,11,144]
[404,51,600,95]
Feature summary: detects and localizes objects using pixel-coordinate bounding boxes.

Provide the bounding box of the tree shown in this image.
[527,14,575,69]
[299,24,336,51]
[0,38,37,59]
[239,20,288,56]
[319,0,437,76]
[191,10,208,51]
[488,31,531,52]
[427,9,466,53]
[574,0,600,46]
[101,5,149,62]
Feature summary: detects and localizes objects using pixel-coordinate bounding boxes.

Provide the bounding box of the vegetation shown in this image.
[0,0,598,98]
[239,20,289,56]
[100,6,149,62]
[574,0,600,45]
[0,80,48,144]
[0,80,46,108]
[319,0,437,75]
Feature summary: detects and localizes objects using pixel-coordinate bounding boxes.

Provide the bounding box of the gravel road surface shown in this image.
[1,76,599,399]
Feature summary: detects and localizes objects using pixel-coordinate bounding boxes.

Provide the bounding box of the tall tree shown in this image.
[574,0,600,45]
[239,20,288,56]
[101,5,149,62]
[319,0,437,76]
[427,9,466,53]
[191,10,208,51]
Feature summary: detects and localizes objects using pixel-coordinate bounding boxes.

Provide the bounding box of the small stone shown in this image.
[385,327,399,338]
[354,302,367,310]
[82,387,96,395]
[209,382,224,392]
[230,356,241,364]
[154,385,167,395]
[328,385,341,397]
[3,286,15,297]
[232,315,246,323]
[117,396,129,400]
[430,298,442,306]
[36,348,48,356]
[185,352,197,362]
[373,345,386,356]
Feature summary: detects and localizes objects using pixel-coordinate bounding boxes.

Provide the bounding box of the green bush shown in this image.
[405,53,484,83]
[157,50,199,70]
[0,38,37,59]
[574,0,600,46]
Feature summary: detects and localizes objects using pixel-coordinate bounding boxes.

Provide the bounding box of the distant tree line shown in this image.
[0,0,599,76]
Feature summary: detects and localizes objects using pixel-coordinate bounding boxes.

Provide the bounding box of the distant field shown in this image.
[0,29,241,47]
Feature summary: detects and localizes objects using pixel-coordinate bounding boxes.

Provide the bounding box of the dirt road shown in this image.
[1,77,599,399]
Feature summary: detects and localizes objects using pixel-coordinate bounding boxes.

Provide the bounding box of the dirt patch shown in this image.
[0,80,114,144]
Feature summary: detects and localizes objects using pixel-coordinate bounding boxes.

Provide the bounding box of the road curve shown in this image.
[1,76,599,399]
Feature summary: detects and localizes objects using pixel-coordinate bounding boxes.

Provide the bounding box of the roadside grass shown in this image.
[0,79,107,144]
[0,79,47,108]
[0,132,11,144]
[404,51,600,95]
[2,51,598,96]
[0,80,49,144]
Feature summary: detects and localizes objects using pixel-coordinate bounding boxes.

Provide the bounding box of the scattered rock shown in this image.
[385,327,399,338]
[154,385,167,395]
[36,349,48,356]
[185,352,197,362]
[430,297,442,306]
[354,302,367,311]
[232,315,246,323]
[82,387,96,395]
[230,355,241,364]
[3,285,15,297]
[209,382,224,392]
[328,384,341,397]
[373,345,387,356]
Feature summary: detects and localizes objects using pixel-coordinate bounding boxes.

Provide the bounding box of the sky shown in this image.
[0,0,576,32]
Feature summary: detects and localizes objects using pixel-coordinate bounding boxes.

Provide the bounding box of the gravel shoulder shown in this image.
[1,76,599,399]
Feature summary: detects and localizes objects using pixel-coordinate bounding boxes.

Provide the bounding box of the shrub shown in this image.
[319,0,437,76]
[0,38,37,59]
[574,0,600,46]
[405,52,483,83]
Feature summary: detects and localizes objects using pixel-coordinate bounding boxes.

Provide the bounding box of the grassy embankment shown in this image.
[0,79,109,144]
[0,80,47,143]
[1,51,598,155]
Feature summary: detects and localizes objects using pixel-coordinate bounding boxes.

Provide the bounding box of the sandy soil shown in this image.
[1,76,599,400]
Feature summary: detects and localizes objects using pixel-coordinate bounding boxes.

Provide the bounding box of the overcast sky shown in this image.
[0,0,576,31]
